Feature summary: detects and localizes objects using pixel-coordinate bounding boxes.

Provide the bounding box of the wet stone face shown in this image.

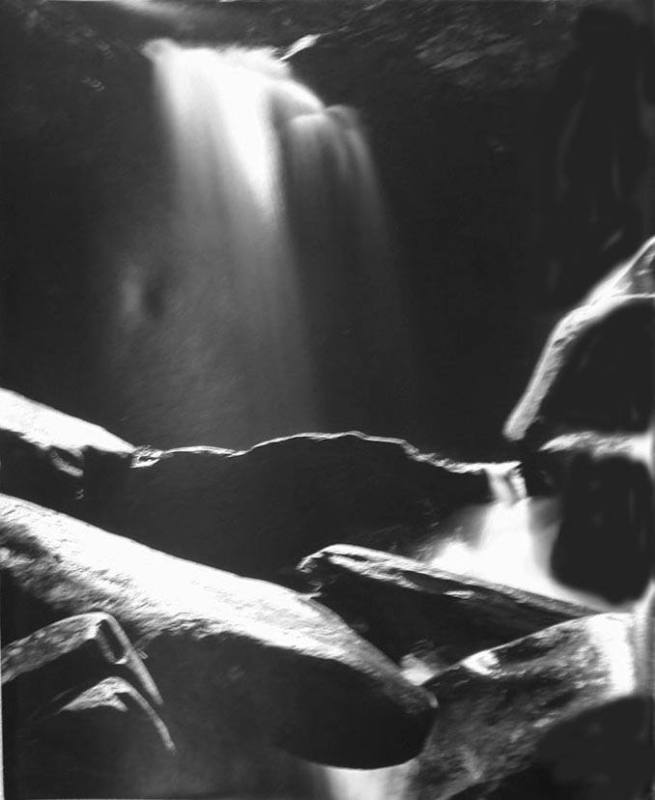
[504,238,655,606]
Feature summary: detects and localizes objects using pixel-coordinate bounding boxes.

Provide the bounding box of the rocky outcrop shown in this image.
[412,613,652,799]
[504,293,655,445]
[503,238,655,603]
[5,0,642,457]
[298,544,591,671]
[0,493,436,782]
[0,389,492,581]
[85,435,492,582]
[1,386,652,796]
[7,675,174,799]
[2,612,174,798]
[0,388,133,515]
[1,612,161,722]
[539,432,654,603]
[505,238,655,451]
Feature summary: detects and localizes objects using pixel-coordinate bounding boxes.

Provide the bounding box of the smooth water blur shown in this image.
[101,42,412,448]
[143,42,318,443]
[318,761,417,800]
[422,463,610,609]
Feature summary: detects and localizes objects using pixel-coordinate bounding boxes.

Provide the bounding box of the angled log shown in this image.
[0,494,435,778]
[298,544,592,671]
[2,612,162,725]
[7,677,175,799]
[413,613,652,800]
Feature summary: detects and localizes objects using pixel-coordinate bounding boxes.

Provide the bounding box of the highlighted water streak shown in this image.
[107,42,412,447]
[146,42,319,442]
[422,464,610,610]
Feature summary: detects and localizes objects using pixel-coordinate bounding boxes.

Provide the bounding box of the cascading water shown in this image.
[419,463,611,609]
[104,41,413,448]
[145,41,319,443]
[282,103,413,426]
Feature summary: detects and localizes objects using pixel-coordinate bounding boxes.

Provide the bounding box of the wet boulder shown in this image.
[0,396,491,582]
[504,293,655,447]
[84,433,492,582]
[537,432,654,603]
[6,676,174,799]
[0,493,435,782]
[413,613,652,799]
[1,612,162,725]
[4,0,629,459]
[298,544,591,672]
[503,243,655,603]
[0,388,133,516]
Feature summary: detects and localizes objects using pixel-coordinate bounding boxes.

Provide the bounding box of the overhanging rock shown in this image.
[0,391,493,581]
[298,544,592,671]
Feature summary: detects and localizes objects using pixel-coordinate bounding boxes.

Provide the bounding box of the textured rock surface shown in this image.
[446,694,654,799]
[0,388,133,515]
[504,293,655,445]
[6,676,175,799]
[412,613,651,799]
[0,388,131,456]
[298,544,591,670]
[0,493,435,780]
[0,393,493,581]
[84,432,491,582]
[1,612,161,724]
[503,243,655,602]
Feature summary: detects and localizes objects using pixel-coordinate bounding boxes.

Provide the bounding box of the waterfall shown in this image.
[282,103,410,425]
[103,41,412,448]
[144,41,319,444]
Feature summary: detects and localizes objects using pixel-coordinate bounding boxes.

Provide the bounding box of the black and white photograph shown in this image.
[1,0,654,796]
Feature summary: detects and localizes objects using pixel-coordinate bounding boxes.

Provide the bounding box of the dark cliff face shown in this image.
[0,0,157,424]
[1,0,646,457]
